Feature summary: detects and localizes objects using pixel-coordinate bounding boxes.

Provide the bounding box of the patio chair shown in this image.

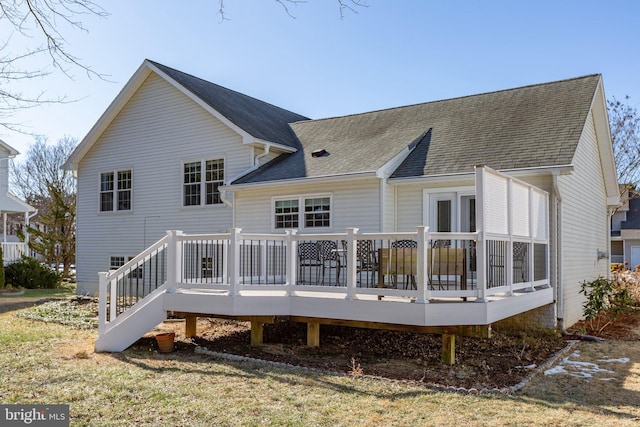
[317,240,342,286]
[513,242,527,282]
[298,241,322,285]
[341,239,378,287]
[389,239,417,289]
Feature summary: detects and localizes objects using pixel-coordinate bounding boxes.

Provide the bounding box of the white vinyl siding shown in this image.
[76,73,250,294]
[558,111,610,327]
[235,178,382,234]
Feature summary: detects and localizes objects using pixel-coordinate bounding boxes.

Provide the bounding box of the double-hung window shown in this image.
[183,159,224,207]
[274,195,331,230]
[109,256,143,279]
[100,170,132,212]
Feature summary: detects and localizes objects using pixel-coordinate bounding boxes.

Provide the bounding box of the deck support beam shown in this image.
[251,321,264,347]
[307,321,320,347]
[442,334,455,365]
[185,316,197,338]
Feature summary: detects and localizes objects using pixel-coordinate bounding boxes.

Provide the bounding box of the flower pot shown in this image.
[155,332,175,353]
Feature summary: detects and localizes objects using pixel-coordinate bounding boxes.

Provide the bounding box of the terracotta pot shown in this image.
[155,332,175,353]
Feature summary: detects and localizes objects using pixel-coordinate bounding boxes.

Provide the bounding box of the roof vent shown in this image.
[311,149,329,158]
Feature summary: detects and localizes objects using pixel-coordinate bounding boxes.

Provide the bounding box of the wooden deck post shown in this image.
[250,320,264,347]
[185,316,197,338]
[442,334,456,365]
[307,321,320,347]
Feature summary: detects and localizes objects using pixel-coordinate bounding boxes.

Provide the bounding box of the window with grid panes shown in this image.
[184,159,224,206]
[274,199,299,229]
[304,197,330,227]
[100,170,132,212]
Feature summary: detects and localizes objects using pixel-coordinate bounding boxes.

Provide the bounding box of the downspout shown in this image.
[221,144,271,210]
[254,144,271,166]
[552,173,564,330]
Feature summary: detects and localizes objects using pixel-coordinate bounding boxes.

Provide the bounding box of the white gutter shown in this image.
[224,170,378,191]
[552,173,564,330]
[388,164,575,185]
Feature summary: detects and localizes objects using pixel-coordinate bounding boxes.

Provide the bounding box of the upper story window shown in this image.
[100,170,132,212]
[183,159,224,207]
[274,195,331,230]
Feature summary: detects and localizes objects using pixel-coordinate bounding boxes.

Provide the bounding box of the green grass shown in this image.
[0,282,76,299]
[0,309,639,426]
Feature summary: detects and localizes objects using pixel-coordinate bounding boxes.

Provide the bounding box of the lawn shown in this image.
[0,282,76,299]
[0,306,639,426]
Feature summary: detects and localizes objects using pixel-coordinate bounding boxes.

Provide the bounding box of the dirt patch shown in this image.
[138,318,569,390]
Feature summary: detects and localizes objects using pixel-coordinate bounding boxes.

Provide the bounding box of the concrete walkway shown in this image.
[0,296,51,314]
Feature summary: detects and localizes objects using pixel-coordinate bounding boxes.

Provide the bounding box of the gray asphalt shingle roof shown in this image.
[232,74,600,185]
[149,61,308,150]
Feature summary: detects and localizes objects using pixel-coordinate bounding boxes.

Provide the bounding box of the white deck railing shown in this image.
[98,226,550,334]
[1,242,27,263]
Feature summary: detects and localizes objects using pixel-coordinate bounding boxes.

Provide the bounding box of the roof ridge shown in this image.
[293,74,602,125]
[146,59,309,120]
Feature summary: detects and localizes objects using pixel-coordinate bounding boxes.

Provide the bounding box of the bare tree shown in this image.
[0,0,107,131]
[609,96,640,205]
[11,136,77,275]
[11,136,76,204]
[217,0,367,20]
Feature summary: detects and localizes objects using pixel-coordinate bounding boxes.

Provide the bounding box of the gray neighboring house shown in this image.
[611,188,640,267]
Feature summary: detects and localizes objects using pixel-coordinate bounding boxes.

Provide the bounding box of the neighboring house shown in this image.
[64,60,618,353]
[0,139,36,263]
[611,187,640,267]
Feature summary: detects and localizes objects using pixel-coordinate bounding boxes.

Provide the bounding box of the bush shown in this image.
[5,257,62,289]
[580,275,635,333]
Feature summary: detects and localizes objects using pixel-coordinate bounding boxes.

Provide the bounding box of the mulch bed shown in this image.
[136,318,570,390]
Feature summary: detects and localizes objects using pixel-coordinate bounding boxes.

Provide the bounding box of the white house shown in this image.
[64,60,618,356]
[0,139,35,263]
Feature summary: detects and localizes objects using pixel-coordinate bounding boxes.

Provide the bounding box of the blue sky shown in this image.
[4,0,640,156]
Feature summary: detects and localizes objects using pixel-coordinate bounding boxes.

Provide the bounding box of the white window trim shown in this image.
[272,194,333,232]
[109,255,144,278]
[422,187,475,233]
[181,156,226,208]
[98,168,133,214]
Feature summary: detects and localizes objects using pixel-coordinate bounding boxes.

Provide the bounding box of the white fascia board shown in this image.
[3,192,35,212]
[223,171,378,191]
[146,62,255,145]
[253,139,297,153]
[64,63,154,171]
[0,139,19,157]
[388,165,575,185]
[590,78,620,202]
[376,145,411,179]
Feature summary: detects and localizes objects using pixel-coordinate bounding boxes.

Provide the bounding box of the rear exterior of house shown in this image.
[65,61,618,353]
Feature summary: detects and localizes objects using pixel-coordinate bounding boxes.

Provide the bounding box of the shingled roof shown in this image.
[232,74,601,185]
[149,61,308,150]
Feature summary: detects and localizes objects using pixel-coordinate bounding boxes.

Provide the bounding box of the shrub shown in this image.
[5,257,61,289]
[580,275,635,333]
